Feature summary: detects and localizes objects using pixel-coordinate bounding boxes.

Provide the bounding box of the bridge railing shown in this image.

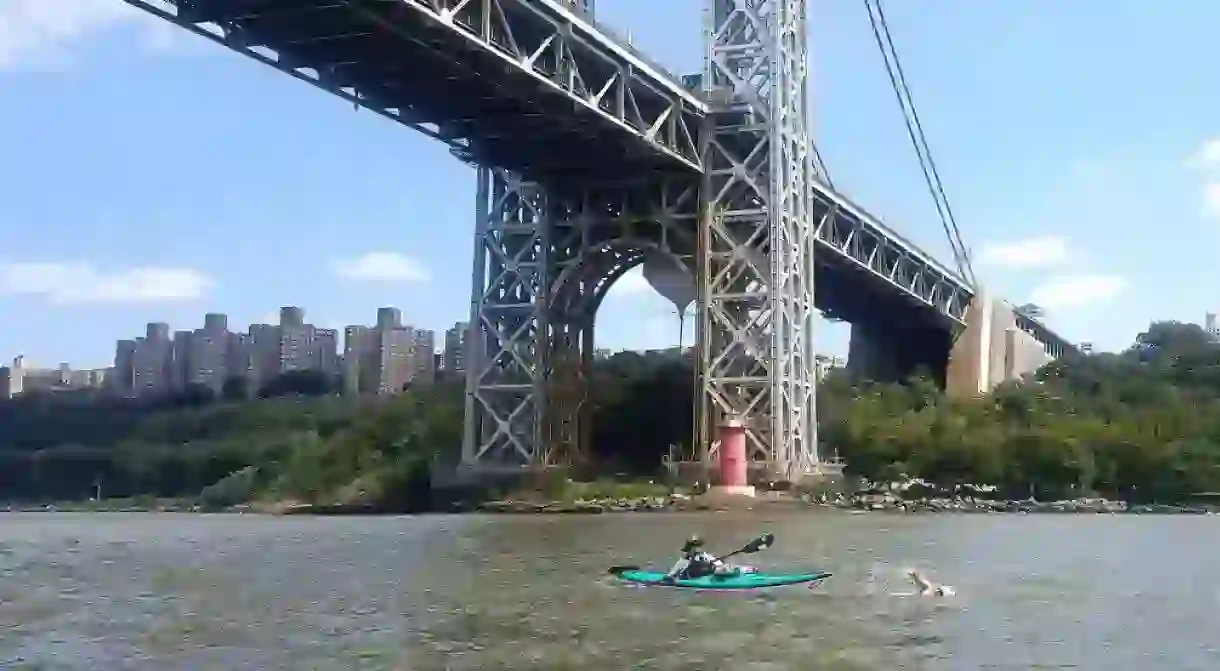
[812,178,971,290]
[537,0,709,111]
[1012,310,1077,358]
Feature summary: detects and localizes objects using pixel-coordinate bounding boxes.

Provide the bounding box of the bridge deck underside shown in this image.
[147,0,702,179]
[128,0,1073,357]
[811,190,972,327]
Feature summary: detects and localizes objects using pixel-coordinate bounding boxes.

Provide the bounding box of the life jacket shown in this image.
[683,551,718,578]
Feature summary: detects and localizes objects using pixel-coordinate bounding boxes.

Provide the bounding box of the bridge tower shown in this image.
[696,0,818,479]
[461,0,820,481]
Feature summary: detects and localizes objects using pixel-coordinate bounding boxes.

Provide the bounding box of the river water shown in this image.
[0,512,1216,670]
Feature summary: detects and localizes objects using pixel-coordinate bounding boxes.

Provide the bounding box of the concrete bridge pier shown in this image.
[946,288,1054,397]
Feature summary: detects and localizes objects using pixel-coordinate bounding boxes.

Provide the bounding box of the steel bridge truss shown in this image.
[695,0,818,479]
[120,0,707,176]
[811,184,973,324]
[462,169,699,468]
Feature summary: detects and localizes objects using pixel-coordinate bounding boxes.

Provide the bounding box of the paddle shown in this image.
[607,533,775,576]
[715,532,776,563]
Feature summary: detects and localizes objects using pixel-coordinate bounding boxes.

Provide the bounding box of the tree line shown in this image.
[3,321,1220,508]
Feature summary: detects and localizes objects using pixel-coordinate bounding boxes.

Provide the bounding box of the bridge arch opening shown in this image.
[545,234,697,476]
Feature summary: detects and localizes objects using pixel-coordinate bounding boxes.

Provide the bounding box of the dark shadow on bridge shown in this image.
[816,260,956,388]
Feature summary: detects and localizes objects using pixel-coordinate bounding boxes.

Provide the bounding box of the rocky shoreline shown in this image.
[471,492,1219,515]
[7,493,1215,516]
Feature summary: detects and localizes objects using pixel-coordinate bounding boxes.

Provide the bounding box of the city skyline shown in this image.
[0,261,700,370]
[0,305,464,400]
[3,305,453,369]
[0,299,677,371]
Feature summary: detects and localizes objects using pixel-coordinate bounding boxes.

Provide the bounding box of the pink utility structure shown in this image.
[711,417,756,497]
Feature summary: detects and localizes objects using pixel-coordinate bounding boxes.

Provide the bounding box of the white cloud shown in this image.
[0,0,155,70]
[331,252,429,283]
[1028,274,1126,310]
[978,236,1069,269]
[0,261,212,304]
[1190,138,1220,170]
[1204,182,1220,220]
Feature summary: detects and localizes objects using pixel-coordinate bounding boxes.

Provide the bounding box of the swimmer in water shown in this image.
[907,569,955,597]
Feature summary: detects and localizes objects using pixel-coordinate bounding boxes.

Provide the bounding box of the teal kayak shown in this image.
[609,566,831,589]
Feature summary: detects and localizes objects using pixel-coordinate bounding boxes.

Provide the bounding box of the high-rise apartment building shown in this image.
[112,340,138,395]
[444,322,468,375]
[277,306,314,373]
[226,333,257,396]
[342,325,372,395]
[131,322,174,396]
[187,313,233,392]
[312,328,339,377]
[280,306,305,328]
[377,307,402,331]
[412,329,436,386]
[374,324,414,393]
[339,309,435,395]
[170,330,192,390]
[247,323,281,389]
[0,356,24,398]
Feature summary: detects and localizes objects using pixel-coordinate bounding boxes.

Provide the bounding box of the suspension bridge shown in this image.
[120,0,1077,482]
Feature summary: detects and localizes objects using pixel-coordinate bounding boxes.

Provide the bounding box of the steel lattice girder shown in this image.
[1014,312,1076,358]
[698,0,818,479]
[120,0,707,177]
[463,170,700,468]
[539,177,700,468]
[119,0,473,147]
[810,183,974,326]
[393,0,707,170]
[462,169,551,468]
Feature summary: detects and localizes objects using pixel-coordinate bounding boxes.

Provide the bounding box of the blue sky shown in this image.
[0,0,1216,369]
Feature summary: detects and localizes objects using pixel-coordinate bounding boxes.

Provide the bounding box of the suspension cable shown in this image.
[873,0,975,283]
[813,142,834,188]
[865,0,973,282]
[863,0,976,284]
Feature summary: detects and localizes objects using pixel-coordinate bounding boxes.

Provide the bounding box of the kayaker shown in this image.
[664,536,735,580]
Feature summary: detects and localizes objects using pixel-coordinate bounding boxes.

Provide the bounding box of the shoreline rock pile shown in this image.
[807,491,1214,514]
[471,491,1218,515]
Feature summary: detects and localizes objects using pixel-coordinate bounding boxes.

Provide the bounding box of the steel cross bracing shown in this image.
[121,0,982,329]
[463,169,699,468]
[812,183,972,324]
[119,0,707,178]
[694,0,818,479]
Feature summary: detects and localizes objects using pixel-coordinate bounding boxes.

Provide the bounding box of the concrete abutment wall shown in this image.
[945,289,1052,397]
[843,289,1053,395]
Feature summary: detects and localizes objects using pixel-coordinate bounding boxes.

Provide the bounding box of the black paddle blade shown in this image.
[608,565,639,575]
[743,533,776,553]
